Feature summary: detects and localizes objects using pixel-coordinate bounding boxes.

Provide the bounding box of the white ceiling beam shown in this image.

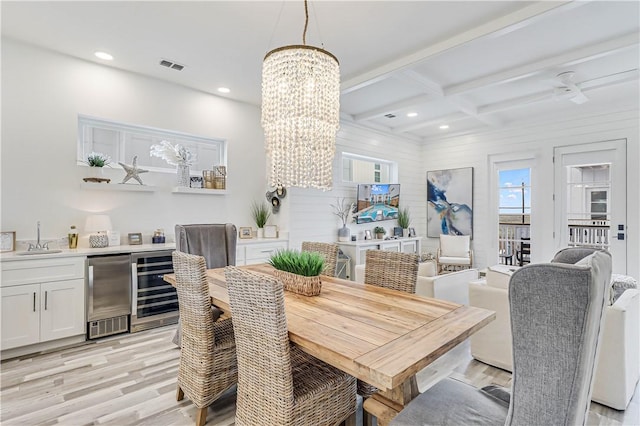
[341,1,581,94]
[353,94,431,122]
[445,32,640,96]
[578,68,639,90]
[396,70,444,97]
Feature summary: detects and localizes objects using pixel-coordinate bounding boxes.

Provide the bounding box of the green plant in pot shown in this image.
[84,152,111,179]
[397,207,411,237]
[251,201,271,238]
[373,226,386,239]
[269,249,325,296]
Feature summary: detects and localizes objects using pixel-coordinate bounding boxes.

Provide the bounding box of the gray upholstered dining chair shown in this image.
[301,241,340,277]
[390,249,612,426]
[224,266,357,426]
[172,251,237,426]
[172,223,237,347]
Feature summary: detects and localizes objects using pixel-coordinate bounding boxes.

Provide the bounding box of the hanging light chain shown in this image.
[302,0,309,45]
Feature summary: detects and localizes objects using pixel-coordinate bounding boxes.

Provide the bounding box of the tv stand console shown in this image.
[337,237,422,280]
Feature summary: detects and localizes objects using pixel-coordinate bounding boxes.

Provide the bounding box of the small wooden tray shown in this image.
[82,177,111,183]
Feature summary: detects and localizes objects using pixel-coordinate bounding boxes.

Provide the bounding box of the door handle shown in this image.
[44,291,48,310]
[131,263,138,316]
[33,292,36,312]
[88,265,94,316]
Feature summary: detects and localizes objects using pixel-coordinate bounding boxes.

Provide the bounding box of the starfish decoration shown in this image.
[118,156,148,185]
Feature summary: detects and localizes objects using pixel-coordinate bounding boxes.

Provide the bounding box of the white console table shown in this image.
[337,237,422,280]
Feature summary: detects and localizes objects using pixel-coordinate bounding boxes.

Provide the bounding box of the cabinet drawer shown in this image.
[1,257,85,287]
[245,242,288,262]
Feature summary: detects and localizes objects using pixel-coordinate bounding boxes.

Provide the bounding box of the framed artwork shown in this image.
[128,232,143,245]
[427,167,473,238]
[1,231,16,252]
[239,227,253,239]
[408,227,416,237]
[263,225,278,238]
[364,230,373,240]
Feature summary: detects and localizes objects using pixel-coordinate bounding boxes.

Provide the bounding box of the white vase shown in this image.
[86,166,104,179]
[338,225,351,242]
[257,228,264,239]
[403,228,409,238]
[176,164,190,187]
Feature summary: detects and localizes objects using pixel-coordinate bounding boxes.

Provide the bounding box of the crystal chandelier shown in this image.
[261,0,340,190]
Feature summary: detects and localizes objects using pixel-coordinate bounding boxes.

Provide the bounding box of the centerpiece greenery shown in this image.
[269,249,325,296]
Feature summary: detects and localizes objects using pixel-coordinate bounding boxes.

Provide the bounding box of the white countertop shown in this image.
[336,236,422,246]
[0,243,177,262]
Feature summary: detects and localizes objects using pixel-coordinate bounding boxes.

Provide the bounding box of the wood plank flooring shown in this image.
[1,326,638,425]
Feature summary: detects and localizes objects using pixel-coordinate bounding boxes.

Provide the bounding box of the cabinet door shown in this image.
[1,284,40,350]
[40,279,85,342]
[401,240,418,254]
[379,241,401,252]
[245,242,288,265]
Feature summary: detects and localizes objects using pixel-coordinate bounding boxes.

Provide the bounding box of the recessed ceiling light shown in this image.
[217,87,231,94]
[94,51,113,61]
[439,124,449,130]
[407,112,418,118]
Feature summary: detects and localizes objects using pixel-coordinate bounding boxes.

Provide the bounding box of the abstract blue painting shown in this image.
[427,167,473,237]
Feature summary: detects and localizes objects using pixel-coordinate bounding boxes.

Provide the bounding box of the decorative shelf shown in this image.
[80,182,157,192]
[171,187,228,195]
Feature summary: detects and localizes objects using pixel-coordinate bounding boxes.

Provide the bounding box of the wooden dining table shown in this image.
[164,263,495,425]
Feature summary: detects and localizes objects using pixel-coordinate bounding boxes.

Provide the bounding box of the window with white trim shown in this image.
[342,153,394,184]
[77,115,226,173]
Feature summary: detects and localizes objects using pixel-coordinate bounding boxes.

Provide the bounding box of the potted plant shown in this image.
[397,207,411,237]
[251,201,271,238]
[373,226,386,239]
[85,152,111,178]
[331,197,354,242]
[269,249,325,296]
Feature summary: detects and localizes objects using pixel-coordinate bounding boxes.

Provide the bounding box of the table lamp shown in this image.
[85,215,113,248]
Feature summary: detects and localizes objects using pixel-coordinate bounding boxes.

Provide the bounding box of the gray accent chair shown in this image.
[391,250,612,426]
[172,223,237,347]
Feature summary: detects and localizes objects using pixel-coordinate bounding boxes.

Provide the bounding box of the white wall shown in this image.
[420,109,640,279]
[287,123,424,251]
[1,38,271,245]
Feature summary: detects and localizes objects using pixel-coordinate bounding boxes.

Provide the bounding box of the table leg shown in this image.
[362,376,419,426]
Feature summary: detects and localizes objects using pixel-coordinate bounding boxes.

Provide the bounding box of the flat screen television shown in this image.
[355,184,400,224]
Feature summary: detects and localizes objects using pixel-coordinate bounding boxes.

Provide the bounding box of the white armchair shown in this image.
[469,264,640,410]
[355,261,477,305]
[436,234,473,273]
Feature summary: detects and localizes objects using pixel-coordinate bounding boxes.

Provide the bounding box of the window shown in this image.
[499,168,531,224]
[77,115,226,173]
[498,167,531,265]
[342,153,394,184]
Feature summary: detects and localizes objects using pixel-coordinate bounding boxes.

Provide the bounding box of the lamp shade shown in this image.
[85,215,113,233]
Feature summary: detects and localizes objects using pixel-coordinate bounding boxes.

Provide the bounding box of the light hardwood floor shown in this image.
[1,326,638,425]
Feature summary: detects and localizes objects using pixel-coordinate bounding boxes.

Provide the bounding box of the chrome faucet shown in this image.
[28,221,50,251]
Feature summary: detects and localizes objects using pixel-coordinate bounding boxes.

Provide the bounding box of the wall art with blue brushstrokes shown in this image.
[427,167,473,238]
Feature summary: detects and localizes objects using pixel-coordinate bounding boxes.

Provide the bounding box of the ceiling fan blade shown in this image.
[570,91,589,104]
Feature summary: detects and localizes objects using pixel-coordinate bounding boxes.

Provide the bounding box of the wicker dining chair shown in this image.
[301,241,340,277]
[360,250,420,407]
[172,251,238,426]
[224,266,357,426]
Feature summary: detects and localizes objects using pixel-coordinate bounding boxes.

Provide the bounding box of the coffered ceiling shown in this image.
[2,1,638,141]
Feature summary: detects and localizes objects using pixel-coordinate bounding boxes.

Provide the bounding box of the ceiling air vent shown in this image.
[159,59,185,71]
[384,113,396,119]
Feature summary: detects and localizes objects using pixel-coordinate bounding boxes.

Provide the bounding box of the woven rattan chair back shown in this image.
[364,250,420,293]
[172,251,237,426]
[224,266,296,425]
[301,241,339,277]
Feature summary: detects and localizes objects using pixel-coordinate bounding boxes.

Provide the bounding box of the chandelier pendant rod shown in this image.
[303,0,309,45]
